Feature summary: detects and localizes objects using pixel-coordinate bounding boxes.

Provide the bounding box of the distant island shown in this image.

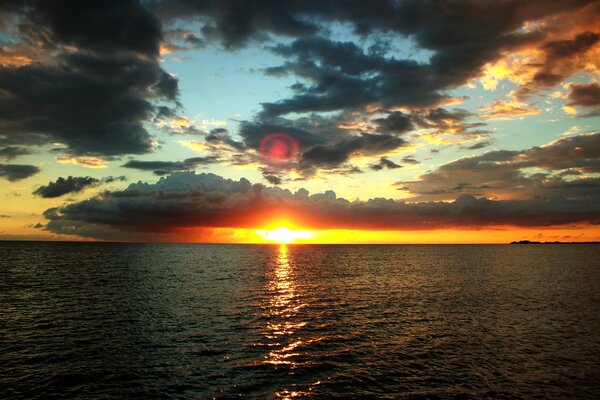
[510,240,600,244]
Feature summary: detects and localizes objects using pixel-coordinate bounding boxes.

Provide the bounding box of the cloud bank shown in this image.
[43,131,600,241]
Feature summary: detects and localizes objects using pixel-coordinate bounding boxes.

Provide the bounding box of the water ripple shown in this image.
[1,242,600,399]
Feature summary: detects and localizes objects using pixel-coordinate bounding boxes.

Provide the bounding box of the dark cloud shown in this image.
[154,105,178,121]
[0,163,40,181]
[373,112,413,135]
[260,37,444,117]
[369,157,402,171]
[239,115,408,173]
[42,171,600,241]
[250,1,591,118]
[568,82,600,109]
[157,0,589,104]
[464,141,492,150]
[0,0,178,156]
[32,175,127,198]
[397,133,600,201]
[34,176,99,198]
[300,133,406,169]
[3,0,593,178]
[154,0,321,49]
[402,156,420,165]
[1,0,597,187]
[263,174,282,185]
[543,31,599,60]
[0,146,31,161]
[122,156,220,175]
[103,176,128,184]
[0,54,177,155]
[183,32,205,47]
[239,118,327,151]
[205,128,246,151]
[21,0,163,56]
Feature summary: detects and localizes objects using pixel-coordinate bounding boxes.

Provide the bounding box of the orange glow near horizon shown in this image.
[257,226,314,244]
[6,218,598,244]
[173,224,600,244]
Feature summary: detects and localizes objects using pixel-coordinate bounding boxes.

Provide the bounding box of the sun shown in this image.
[257,226,313,244]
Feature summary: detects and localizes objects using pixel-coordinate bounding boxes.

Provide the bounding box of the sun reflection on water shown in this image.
[265,244,307,361]
[261,244,321,398]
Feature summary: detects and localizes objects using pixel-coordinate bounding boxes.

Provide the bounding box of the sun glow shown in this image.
[257,226,313,243]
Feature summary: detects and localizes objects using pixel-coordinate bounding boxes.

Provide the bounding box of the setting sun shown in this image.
[257,226,313,243]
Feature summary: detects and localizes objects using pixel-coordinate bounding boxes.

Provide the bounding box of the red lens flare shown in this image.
[259,133,299,165]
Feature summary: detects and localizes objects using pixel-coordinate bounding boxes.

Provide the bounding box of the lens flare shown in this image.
[259,133,299,165]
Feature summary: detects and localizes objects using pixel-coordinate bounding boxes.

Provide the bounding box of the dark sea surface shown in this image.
[1,242,599,399]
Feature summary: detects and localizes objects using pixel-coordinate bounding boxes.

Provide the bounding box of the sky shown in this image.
[0,0,599,243]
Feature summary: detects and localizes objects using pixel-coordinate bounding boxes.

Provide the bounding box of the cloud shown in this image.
[245,2,595,119]
[569,82,600,106]
[33,176,98,198]
[260,37,447,117]
[402,156,420,165]
[158,0,588,109]
[4,0,593,177]
[238,115,409,174]
[205,128,246,151]
[22,0,163,56]
[300,133,406,168]
[413,108,485,132]
[55,156,109,169]
[154,0,321,49]
[373,112,414,135]
[369,157,402,171]
[479,100,542,120]
[235,107,485,174]
[464,141,492,150]
[32,175,127,198]
[568,82,600,116]
[42,171,600,241]
[122,156,221,175]
[160,28,207,54]
[263,174,282,185]
[0,146,31,161]
[0,163,40,181]
[411,108,489,144]
[239,118,327,151]
[156,115,204,136]
[2,0,598,186]
[149,0,599,178]
[0,0,178,156]
[397,133,600,201]
[516,30,600,98]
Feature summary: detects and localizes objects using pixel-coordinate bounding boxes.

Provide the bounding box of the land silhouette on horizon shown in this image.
[510,240,600,244]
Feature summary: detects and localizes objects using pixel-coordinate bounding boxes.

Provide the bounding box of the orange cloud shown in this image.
[0,53,32,67]
[476,4,600,99]
[55,156,108,169]
[479,100,541,120]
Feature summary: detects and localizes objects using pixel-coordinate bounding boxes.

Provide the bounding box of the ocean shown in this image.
[1,242,599,399]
